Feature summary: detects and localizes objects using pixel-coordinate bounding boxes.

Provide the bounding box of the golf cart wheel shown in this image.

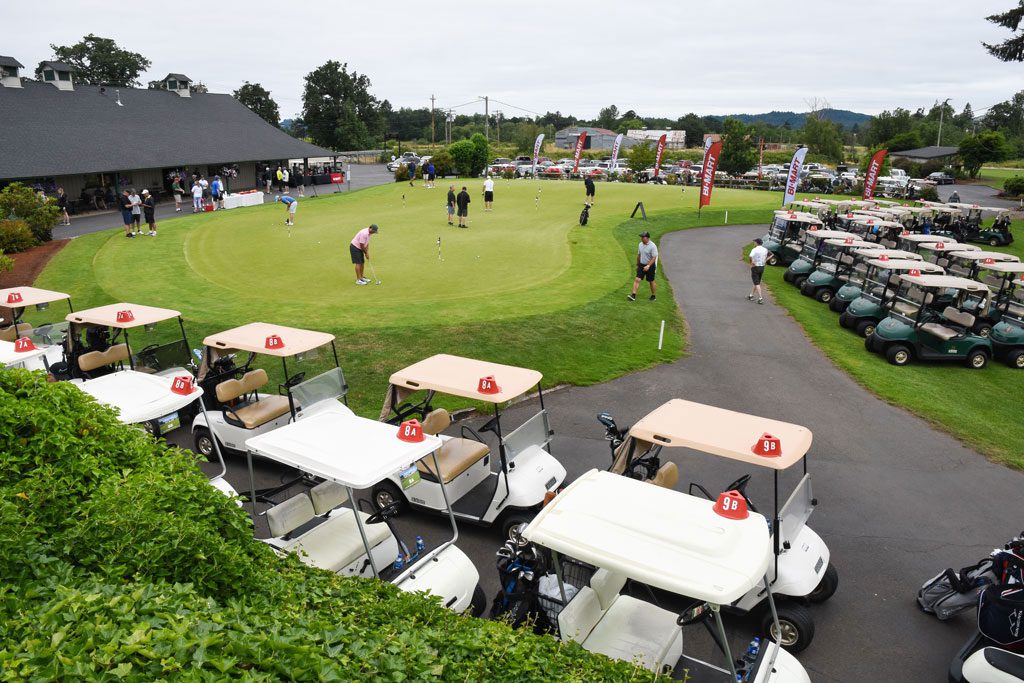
[807,563,839,603]
[370,481,408,514]
[964,348,988,370]
[989,237,1001,247]
[830,298,846,313]
[799,281,812,296]
[1007,350,1024,369]
[766,253,779,267]
[792,275,808,290]
[815,288,834,304]
[783,270,794,284]
[972,322,992,338]
[193,428,216,461]
[855,320,877,338]
[864,334,878,353]
[500,511,534,541]
[470,584,486,618]
[886,344,912,366]
[760,602,815,653]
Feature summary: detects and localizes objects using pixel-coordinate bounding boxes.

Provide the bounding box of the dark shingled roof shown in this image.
[0,56,24,68]
[0,81,338,179]
[889,145,960,159]
[40,61,76,72]
[163,73,191,82]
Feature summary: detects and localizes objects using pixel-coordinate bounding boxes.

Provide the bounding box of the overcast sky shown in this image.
[7,1,1022,120]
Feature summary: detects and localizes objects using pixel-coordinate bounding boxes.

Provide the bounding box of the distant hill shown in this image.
[722,109,872,129]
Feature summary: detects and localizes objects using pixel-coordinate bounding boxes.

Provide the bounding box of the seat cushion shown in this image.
[584,595,680,672]
[589,569,627,611]
[216,368,269,403]
[557,587,604,643]
[288,510,391,572]
[416,437,488,483]
[78,343,130,372]
[232,394,291,429]
[0,324,31,342]
[942,306,976,329]
[920,322,959,341]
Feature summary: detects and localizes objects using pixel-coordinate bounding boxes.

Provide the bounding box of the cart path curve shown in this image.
[499,223,1024,682]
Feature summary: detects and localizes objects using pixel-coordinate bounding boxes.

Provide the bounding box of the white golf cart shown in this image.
[191,322,352,457]
[377,354,566,538]
[600,399,831,652]
[519,469,811,681]
[244,410,485,615]
[917,241,982,266]
[0,286,74,371]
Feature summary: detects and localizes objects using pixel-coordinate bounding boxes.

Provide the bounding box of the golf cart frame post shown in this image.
[65,302,190,377]
[0,287,75,370]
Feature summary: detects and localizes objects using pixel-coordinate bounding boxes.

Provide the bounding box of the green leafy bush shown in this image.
[917,185,940,202]
[1004,175,1024,196]
[449,140,477,177]
[429,149,454,177]
[0,182,60,244]
[0,250,12,274]
[0,219,35,253]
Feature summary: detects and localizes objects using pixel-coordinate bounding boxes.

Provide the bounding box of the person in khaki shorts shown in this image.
[748,237,768,304]
[627,231,658,301]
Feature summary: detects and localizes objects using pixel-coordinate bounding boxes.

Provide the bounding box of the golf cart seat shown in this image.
[558,568,681,671]
[77,343,130,373]
[0,323,30,342]
[216,368,291,429]
[921,307,975,341]
[649,462,678,490]
[265,491,390,573]
[417,408,490,483]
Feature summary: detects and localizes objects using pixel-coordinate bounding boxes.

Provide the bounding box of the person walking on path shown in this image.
[120,190,135,238]
[456,186,471,227]
[426,161,436,189]
[584,176,596,205]
[949,190,961,204]
[407,159,417,187]
[446,185,457,225]
[748,237,768,304]
[56,187,70,226]
[482,175,495,211]
[349,223,378,285]
[627,231,659,301]
[191,180,203,213]
[278,194,297,227]
[171,176,183,212]
[128,188,143,236]
[142,189,157,237]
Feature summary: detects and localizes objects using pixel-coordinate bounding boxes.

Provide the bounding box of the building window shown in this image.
[1,66,15,78]
[179,82,188,90]
[58,71,70,81]
[166,79,177,90]
[43,69,55,82]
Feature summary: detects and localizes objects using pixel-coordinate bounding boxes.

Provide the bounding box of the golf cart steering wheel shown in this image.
[366,501,402,525]
[676,600,712,626]
[139,343,160,361]
[283,372,306,388]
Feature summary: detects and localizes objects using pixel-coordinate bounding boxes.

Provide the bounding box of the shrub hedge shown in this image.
[1004,175,1024,197]
[0,369,660,681]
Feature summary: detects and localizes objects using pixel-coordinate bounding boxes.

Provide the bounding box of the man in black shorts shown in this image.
[584,175,596,204]
[748,237,768,304]
[627,231,659,301]
[349,223,378,285]
[456,186,471,228]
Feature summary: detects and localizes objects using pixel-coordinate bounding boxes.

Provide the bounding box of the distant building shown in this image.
[554,126,637,150]
[889,146,960,164]
[626,129,686,149]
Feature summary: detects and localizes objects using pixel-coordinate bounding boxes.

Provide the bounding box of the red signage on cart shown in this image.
[984,257,995,265]
[13,337,35,353]
[908,269,921,277]
[900,230,910,236]
[714,490,749,520]
[6,292,23,304]
[935,242,945,249]
[477,375,501,395]
[879,254,890,261]
[264,334,284,350]
[844,238,854,245]
[116,309,134,323]
[170,375,194,395]
[751,432,782,457]
[329,172,344,184]
[397,419,424,443]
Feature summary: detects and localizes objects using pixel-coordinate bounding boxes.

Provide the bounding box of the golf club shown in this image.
[368,260,381,285]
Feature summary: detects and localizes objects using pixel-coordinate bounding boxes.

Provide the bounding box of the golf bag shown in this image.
[919,535,1024,621]
[490,535,553,633]
[978,584,1024,651]
[579,203,591,226]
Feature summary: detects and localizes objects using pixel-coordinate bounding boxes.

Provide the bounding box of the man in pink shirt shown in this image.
[350,224,378,285]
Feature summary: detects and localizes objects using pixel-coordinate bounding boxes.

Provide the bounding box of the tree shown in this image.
[802,113,845,162]
[718,118,756,176]
[233,82,280,127]
[470,133,490,176]
[884,131,923,152]
[302,61,383,151]
[596,105,619,130]
[616,118,644,134]
[627,141,655,172]
[0,182,60,244]
[676,113,707,148]
[954,103,976,129]
[984,1,1024,61]
[448,140,476,176]
[864,108,914,147]
[959,131,1011,177]
[36,34,150,87]
[512,122,546,154]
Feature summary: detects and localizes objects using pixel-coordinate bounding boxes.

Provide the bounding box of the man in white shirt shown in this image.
[748,237,769,304]
[627,231,659,301]
[482,175,495,211]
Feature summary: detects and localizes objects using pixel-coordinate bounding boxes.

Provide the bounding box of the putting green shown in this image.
[43,180,770,329]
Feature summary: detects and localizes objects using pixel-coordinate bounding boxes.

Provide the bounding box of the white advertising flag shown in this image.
[609,133,624,168]
[532,133,545,176]
[783,147,809,207]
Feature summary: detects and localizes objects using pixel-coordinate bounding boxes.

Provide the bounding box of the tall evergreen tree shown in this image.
[984,1,1024,61]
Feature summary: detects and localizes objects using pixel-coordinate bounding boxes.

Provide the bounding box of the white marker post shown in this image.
[725,210,729,224]
[658,320,665,350]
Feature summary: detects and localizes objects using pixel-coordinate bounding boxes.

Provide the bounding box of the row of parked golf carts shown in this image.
[762,205,1024,370]
[0,286,835,679]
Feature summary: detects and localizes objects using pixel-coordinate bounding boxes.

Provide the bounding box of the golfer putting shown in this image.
[278,194,298,228]
[350,223,379,286]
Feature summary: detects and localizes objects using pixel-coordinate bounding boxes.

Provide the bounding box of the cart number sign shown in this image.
[901,230,910,236]
[714,490,749,520]
[984,257,995,265]
[264,334,284,350]
[477,375,501,395]
[399,465,421,490]
[13,337,36,353]
[844,238,854,245]
[6,292,23,304]
[879,254,890,261]
[116,309,134,323]
[908,269,921,277]
[751,432,782,457]
[397,419,424,443]
[170,375,194,395]
[809,226,818,231]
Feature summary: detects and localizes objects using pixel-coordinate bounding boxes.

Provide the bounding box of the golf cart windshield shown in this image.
[1002,281,1024,325]
[66,302,187,377]
[289,366,348,411]
[862,260,941,304]
[945,251,1019,279]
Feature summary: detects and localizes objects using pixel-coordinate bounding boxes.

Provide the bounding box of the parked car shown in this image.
[927,171,955,185]
[515,160,537,177]
[487,158,516,175]
[540,163,564,178]
[387,155,421,173]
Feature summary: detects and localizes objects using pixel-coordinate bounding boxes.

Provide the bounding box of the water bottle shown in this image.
[393,554,404,571]
[415,535,425,553]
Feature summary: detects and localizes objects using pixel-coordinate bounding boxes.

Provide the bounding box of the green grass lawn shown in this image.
[976,166,1024,191]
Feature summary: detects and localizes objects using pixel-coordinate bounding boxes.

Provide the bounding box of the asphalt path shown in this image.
[192,215,1023,681]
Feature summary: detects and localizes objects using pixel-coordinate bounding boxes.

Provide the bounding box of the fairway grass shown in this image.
[977,166,1024,191]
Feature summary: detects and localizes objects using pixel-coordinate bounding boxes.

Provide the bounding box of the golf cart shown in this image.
[950,635,1024,683]
[513,469,812,680]
[990,277,1024,368]
[781,229,858,288]
[797,236,877,304]
[848,217,904,245]
[597,399,832,653]
[829,248,923,313]
[866,273,993,368]
[762,211,824,267]
[917,241,983,266]
[0,286,74,371]
[245,410,485,615]
[839,259,945,338]
[956,208,1014,247]
[377,354,566,537]
[192,322,351,457]
[943,250,1020,280]
[895,233,956,255]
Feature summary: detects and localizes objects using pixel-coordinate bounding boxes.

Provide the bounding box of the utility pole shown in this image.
[495,110,502,143]
[481,95,489,140]
[937,97,951,146]
[430,94,435,145]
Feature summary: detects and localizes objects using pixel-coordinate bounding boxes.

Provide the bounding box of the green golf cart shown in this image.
[895,233,956,255]
[942,250,1019,280]
[839,259,944,337]
[958,259,1024,337]
[917,241,982,266]
[989,277,1024,368]
[782,229,858,288]
[865,273,993,368]
[798,237,877,304]
[763,211,825,267]
[949,205,1014,247]
[830,248,923,313]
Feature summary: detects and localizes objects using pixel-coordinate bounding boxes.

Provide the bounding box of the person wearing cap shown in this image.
[120,189,135,238]
[350,224,378,285]
[142,189,157,237]
[748,237,768,304]
[627,231,659,301]
[278,193,298,226]
[127,188,143,236]
[483,175,495,211]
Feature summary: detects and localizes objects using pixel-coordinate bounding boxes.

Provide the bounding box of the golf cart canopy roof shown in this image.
[67,303,180,329]
[245,410,442,489]
[947,203,1007,217]
[900,234,957,244]
[802,229,856,241]
[0,286,71,308]
[0,339,49,366]
[867,258,943,272]
[203,322,334,358]
[388,353,542,403]
[898,273,991,291]
[74,370,201,424]
[854,248,922,261]
[522,469,771,603]
[946,251,1020,263]
[919,242,981,254]
[627,398,812,470]
[789,201,828,210]
[982,261,1024,275]
[824,238,875,248]
[853,219,903,230]
[772,211,823,225]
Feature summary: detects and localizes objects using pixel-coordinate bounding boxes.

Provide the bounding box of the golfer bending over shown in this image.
[627,231,658,301]
[350,223,378,285]
[279,194,297,226]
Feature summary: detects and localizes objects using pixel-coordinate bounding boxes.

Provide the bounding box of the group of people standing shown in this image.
[169,174,227,213]
[119,188,158,238]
